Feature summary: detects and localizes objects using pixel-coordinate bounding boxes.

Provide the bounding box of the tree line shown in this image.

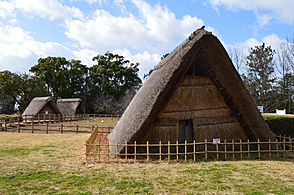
[230,36,294,113]
[0,52,141,114]
[1,37,294,115]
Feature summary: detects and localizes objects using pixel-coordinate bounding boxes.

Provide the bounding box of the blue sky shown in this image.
[0,0,294,78]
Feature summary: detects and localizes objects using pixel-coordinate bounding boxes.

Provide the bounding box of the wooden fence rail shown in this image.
[86,136,294,163]
[1,122,114,134]
[0,114,120,131]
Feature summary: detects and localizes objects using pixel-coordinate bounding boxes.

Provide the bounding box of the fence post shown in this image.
[134,141,137,162]
[54,114,56,123]
[240,140,242,160]
[205,139,208,161]
[60,124,63,134]
[283,138,286,160]
[276,139,279,159]
[176,141,179,161]
[76,125,79,133]
[4,118,7,132]
[232,140,235,160]
[216,142,219,160]
[17,116,20,133]
[193,140,196,162]
[168,141,170,162]
[147,141,149,162]
[269,139,271,160]
[290,138,293,152]
[31,119,34,134]
[46,123,49,134]
[247,139,250,160]
[125,142,128,160]
[257,139,261,159]
[91,125,94,132]
[38,114,40,123]
[159,141,162,161]
[185,140,187,162]
[224,140,227,160]
[116,143,119,162]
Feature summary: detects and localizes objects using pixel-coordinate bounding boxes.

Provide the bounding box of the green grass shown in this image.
[0,132,294,194]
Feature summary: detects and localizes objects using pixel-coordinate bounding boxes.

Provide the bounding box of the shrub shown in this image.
[262,114,294,137]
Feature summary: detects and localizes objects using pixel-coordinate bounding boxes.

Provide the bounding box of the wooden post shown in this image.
[290,138,293,152]
[168,141,170,162]
[224,140,227,160]
[116,143,119,162]
[205,139,208,161]
[216,142,219,160]
[17,116,20,133]
[54,114,56,123]
[31,119,34,134]
[125,142,127,160]
[159,141,162,161]
[283,138,286,160]
[240,140,242,160]
[247,139,250,160]
[146,141,149,162]
[46,123,49,134]
[49,114,51,123]
[4,118,7,132]
[232,140,235,160]
[60,124,63,134]
[193,140,196,162]
[185,140,187,162]
[97,141,100,162]
[269,139,271,160]
[276,139,279,159]
[134,141,137,162]
[91,125,94,132]
[38,114,40,123]
[257,139,261,159]
[176,141,179,161]
[76,125,79,133]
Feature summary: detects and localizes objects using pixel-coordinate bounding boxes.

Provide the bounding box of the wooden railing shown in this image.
[86,136,294,163]
[0,114,120,132]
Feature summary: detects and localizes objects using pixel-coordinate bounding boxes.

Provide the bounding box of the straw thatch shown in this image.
[107,28,275,154]
[22,97,61,118]
[57,98,82,116]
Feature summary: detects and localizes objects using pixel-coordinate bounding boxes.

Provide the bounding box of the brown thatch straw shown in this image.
[107,28,275,155]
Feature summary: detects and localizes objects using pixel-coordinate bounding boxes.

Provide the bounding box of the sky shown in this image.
[0,0,294,78]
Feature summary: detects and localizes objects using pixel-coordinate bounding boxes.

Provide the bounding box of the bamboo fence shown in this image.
[86,135,294,163]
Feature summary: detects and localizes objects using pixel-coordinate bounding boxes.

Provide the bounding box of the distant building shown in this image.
[57,98,82,116]
[22,97,61,119]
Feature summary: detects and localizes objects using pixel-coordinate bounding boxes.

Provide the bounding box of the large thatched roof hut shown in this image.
[108,28,275,154]
[57,98,82,116]
[22,97,61,118]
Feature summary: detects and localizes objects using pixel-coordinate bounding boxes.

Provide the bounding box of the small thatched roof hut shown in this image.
[108,28,275,154]
[57,98,82,116]
[22,97,61,118]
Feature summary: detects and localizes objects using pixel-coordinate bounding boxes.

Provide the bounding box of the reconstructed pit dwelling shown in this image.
[106,29,275,154]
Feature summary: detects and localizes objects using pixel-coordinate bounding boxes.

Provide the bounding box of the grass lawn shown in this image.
[0,132,294,194]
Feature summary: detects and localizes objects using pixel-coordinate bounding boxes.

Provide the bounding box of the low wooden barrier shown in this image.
[86,135,294,163]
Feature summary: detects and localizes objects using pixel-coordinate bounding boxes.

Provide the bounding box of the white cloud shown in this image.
[0,23,74,72]
[73,48,161,78]
[208,0,294,24]
[0,0,83,20]
[64,0,205,52]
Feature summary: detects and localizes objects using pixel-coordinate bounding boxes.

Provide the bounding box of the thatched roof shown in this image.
[108,28,275,154]
[57,98,81,116]
[22,97,61,117]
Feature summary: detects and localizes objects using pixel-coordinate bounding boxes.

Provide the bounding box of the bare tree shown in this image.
[229,46,246,73]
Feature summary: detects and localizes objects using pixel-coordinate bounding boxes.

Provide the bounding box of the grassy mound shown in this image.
[263,114,294,137]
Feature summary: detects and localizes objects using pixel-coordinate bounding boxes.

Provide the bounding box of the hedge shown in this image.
[262,114,294,138]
